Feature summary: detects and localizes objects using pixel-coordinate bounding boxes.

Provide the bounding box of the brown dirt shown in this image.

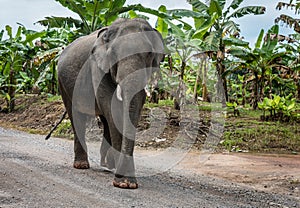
[176,151,300,199]
[0,95,65,134]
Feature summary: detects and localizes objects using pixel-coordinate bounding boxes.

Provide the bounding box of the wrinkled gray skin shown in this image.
[57,18,164,189]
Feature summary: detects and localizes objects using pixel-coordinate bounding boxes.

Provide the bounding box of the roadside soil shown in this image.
[0,95,300,206]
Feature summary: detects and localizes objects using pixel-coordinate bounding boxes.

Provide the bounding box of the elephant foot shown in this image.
[73,160,90,169]
[113,176,138,189]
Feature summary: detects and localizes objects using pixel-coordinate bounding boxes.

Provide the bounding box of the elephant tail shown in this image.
[45,110,67,140]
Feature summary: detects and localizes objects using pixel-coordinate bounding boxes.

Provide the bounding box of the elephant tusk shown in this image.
[116,84,123,101]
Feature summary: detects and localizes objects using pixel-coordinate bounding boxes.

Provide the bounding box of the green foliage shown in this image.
[53,119,73,138]
[47,94,62,102]
[37,0,127,35]
[223,119,300,153]
[145,99,173,108]
[258,95,299,122]
[37,0,173,38]
[156,5,168,39]
[222,133,243,152]
[0,24,70,112]
[226,101,241,117]
[226,24,292,110]
[0,25,35,111]
[186,0,266,103]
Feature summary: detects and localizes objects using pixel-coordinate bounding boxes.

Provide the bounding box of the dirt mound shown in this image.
[0,95,65,134]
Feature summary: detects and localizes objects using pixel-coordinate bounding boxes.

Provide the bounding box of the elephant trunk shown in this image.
[115,76,146,177]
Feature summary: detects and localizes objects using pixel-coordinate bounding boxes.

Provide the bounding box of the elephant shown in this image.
[57,18,164,189]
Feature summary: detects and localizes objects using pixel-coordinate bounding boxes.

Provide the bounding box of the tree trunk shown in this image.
[259,68,266,101]
[193,61,202,103]
[268,76,273,99]
[168,55,173,74]
[297,82,300,100]
[242,81,246,106]
[174,60,186,110]
[216,47,228,106]
[51,61,57,95]
[252,73,259,110]
[202,57,209,102]
[180,60,186,80]
[295,72,300,100]
[8,68,16,112]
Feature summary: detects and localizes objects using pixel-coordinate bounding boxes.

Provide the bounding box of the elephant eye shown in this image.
[103,28,117,43]
[91,46,96,54]
[145,52,154,65]
[146,52,152,58]
[102,32,109,42]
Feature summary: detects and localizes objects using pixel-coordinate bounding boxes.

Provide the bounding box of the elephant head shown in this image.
[91,18,164,102]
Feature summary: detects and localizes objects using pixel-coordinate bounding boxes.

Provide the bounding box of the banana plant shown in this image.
[32,27,72,95]
[164,27,204,109]
[258,94,297,121]
[277,32,300,100]
[228,25,287,109]
[276,0,300,33]
[37,0,127,37]
[0,24,67,111]
[37,0,173,39]
[187,0,266,104]
[0,25,45,111]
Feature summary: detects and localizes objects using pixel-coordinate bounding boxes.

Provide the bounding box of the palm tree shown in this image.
[187,0,266,105]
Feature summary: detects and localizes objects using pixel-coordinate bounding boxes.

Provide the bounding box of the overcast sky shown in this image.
[0,0,297,45]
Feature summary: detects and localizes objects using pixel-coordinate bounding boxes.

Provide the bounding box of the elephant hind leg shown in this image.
[72,111,89,169]
[59,81,89,169]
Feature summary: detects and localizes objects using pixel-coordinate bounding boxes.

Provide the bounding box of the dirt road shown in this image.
[0,127,299,208]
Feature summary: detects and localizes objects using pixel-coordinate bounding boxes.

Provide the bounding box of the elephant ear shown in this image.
[152,53,165,71]
[151,29,165,71]
[91,27,110,73]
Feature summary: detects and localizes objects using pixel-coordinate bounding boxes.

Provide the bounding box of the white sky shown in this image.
[0,0,297,45]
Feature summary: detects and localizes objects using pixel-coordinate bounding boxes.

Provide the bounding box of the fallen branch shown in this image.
[45,110,67,140]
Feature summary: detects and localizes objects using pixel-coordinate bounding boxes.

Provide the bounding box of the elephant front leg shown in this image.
[113,138,138,189]
[105,116,138,189]
[106,95,140,189]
